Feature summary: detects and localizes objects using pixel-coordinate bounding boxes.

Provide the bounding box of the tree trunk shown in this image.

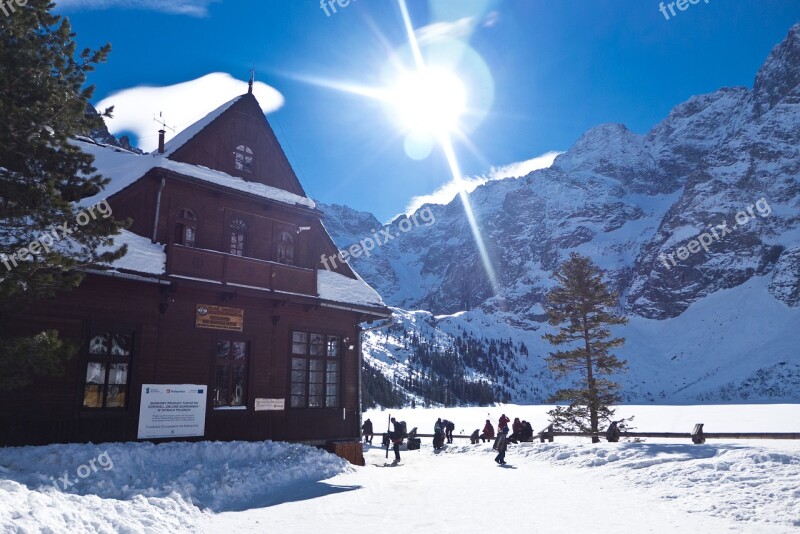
[584,319,600,443]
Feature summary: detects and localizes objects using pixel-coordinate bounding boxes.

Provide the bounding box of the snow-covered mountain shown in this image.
[319,23,800,405]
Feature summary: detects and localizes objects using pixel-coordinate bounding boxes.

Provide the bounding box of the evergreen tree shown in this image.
[0,0,125,390]
[542,253,629,442]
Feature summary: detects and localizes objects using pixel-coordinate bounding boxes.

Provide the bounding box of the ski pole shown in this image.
[385,413,391,459]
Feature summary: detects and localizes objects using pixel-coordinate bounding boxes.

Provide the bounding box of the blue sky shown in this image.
[59,0,800,222]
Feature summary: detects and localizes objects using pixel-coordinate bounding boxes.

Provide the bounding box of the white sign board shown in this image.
[138,385,207,439]
[254,398,285,411]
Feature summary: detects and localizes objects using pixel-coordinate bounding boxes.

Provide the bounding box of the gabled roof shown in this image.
[75,138,315,210]
[160,96,243,158]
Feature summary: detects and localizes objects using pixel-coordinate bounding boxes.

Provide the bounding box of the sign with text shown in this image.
[195,304,244,332]
[254,398,285,411]
[137,385,207,439]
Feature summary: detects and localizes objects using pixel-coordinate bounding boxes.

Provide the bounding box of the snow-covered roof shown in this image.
[317,269,387,310]
[161,96,242,158]
[100,229,167,275]
[75,139,315,209]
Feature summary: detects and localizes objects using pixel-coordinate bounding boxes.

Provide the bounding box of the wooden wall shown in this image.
[0,273,363,446]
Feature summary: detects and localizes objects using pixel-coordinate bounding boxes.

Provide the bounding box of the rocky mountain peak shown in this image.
[753,23,800,116]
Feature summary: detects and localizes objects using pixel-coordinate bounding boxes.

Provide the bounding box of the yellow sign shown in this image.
[195,304,244,332]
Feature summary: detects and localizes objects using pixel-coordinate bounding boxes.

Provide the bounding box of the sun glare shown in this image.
[390,68,467,135]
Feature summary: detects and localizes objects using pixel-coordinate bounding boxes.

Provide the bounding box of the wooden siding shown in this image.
[0,274,364,446]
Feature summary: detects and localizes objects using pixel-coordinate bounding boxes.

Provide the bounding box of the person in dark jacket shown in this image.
[521,420,534,442]
[508,417,523,443]
[433,418,445,450]
[390,417,403,462]
[470,429,480,444]
[362,418,374,444]
[493,427,508,465]
[442,419,455,443]
[479,419,495,442]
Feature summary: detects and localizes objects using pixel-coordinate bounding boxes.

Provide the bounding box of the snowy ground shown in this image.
[1,405,798,533]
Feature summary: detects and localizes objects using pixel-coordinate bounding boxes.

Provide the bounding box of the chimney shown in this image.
[158,129,165,154]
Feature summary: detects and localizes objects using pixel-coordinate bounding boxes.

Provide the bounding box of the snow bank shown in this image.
[436,440,800,528]
[0,440,351,532]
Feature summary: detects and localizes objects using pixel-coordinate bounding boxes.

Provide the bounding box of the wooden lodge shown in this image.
[0,90,390,449]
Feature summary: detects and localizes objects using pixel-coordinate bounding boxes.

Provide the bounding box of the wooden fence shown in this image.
[402,424,800,444]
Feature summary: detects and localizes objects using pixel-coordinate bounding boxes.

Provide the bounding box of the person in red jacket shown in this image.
[498,414,510,434]
[479,419,495,442]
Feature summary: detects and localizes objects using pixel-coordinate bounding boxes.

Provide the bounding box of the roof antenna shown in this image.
[153,112,175,154]
[248,66,255,94]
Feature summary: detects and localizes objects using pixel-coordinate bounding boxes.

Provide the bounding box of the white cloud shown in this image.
[56,0,220,17]
[95,72,284,153]
[402,151,562,216]
[415,17,476,45]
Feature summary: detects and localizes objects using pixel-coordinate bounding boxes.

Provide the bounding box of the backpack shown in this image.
[398,421,408,438]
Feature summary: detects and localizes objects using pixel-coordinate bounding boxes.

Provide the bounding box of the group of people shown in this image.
[470,414,534,445]
[361,413,536,465]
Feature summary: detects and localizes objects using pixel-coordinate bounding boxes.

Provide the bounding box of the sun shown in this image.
[388,68,467,135]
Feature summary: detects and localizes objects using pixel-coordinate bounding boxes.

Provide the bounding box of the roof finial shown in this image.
[248,66,254,94]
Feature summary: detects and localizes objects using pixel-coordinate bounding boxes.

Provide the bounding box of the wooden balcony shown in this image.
[166,244,317,296]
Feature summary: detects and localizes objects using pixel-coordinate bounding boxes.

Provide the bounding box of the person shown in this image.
[479,419,495,442]
[433,418,445,450]
[444,419,455,443]
[390,417,403,463]
[470,429,480,444]
[508,417,523,443]
[521,420,534,442]
[362,418,374,445]
[498,414,510,434]
[493,427,508,465]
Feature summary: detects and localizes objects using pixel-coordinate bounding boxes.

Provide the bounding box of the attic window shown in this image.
[234,145,254,174]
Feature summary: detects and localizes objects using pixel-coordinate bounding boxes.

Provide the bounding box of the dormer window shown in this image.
[234,145,254,174]
[277,231,295,266]
[229,218,247,256]
[175,208,197,248]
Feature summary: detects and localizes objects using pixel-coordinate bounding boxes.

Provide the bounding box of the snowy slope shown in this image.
[321,24,800,405]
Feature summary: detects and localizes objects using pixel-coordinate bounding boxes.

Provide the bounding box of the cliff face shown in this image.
[320,24,800,404]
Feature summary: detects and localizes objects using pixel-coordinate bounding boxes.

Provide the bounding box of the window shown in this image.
[277,231,294,266]
[214,340,248,408]
[82,331,133,409]
[234,144,254,174]
[290,331,340,408]
[175,208,197,247]
[229,218,247,256]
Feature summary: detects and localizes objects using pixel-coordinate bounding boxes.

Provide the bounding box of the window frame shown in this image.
[233,144,254,174]
[276,230,295,266]
[81,328,135,411]
[174,208,197,248]
[289,330,342,409]
[228,218,248,257]
[212,338,250,410]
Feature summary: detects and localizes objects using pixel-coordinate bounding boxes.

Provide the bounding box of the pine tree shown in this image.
[0,0,125,390]
[542,253,629,443]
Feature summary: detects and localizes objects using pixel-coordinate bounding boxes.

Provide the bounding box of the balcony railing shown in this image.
[166,244,317,296]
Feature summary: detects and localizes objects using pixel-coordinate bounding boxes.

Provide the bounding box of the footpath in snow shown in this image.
[1,404,798,533]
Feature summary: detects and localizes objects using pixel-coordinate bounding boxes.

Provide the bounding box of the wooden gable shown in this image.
[166,93,307,197]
